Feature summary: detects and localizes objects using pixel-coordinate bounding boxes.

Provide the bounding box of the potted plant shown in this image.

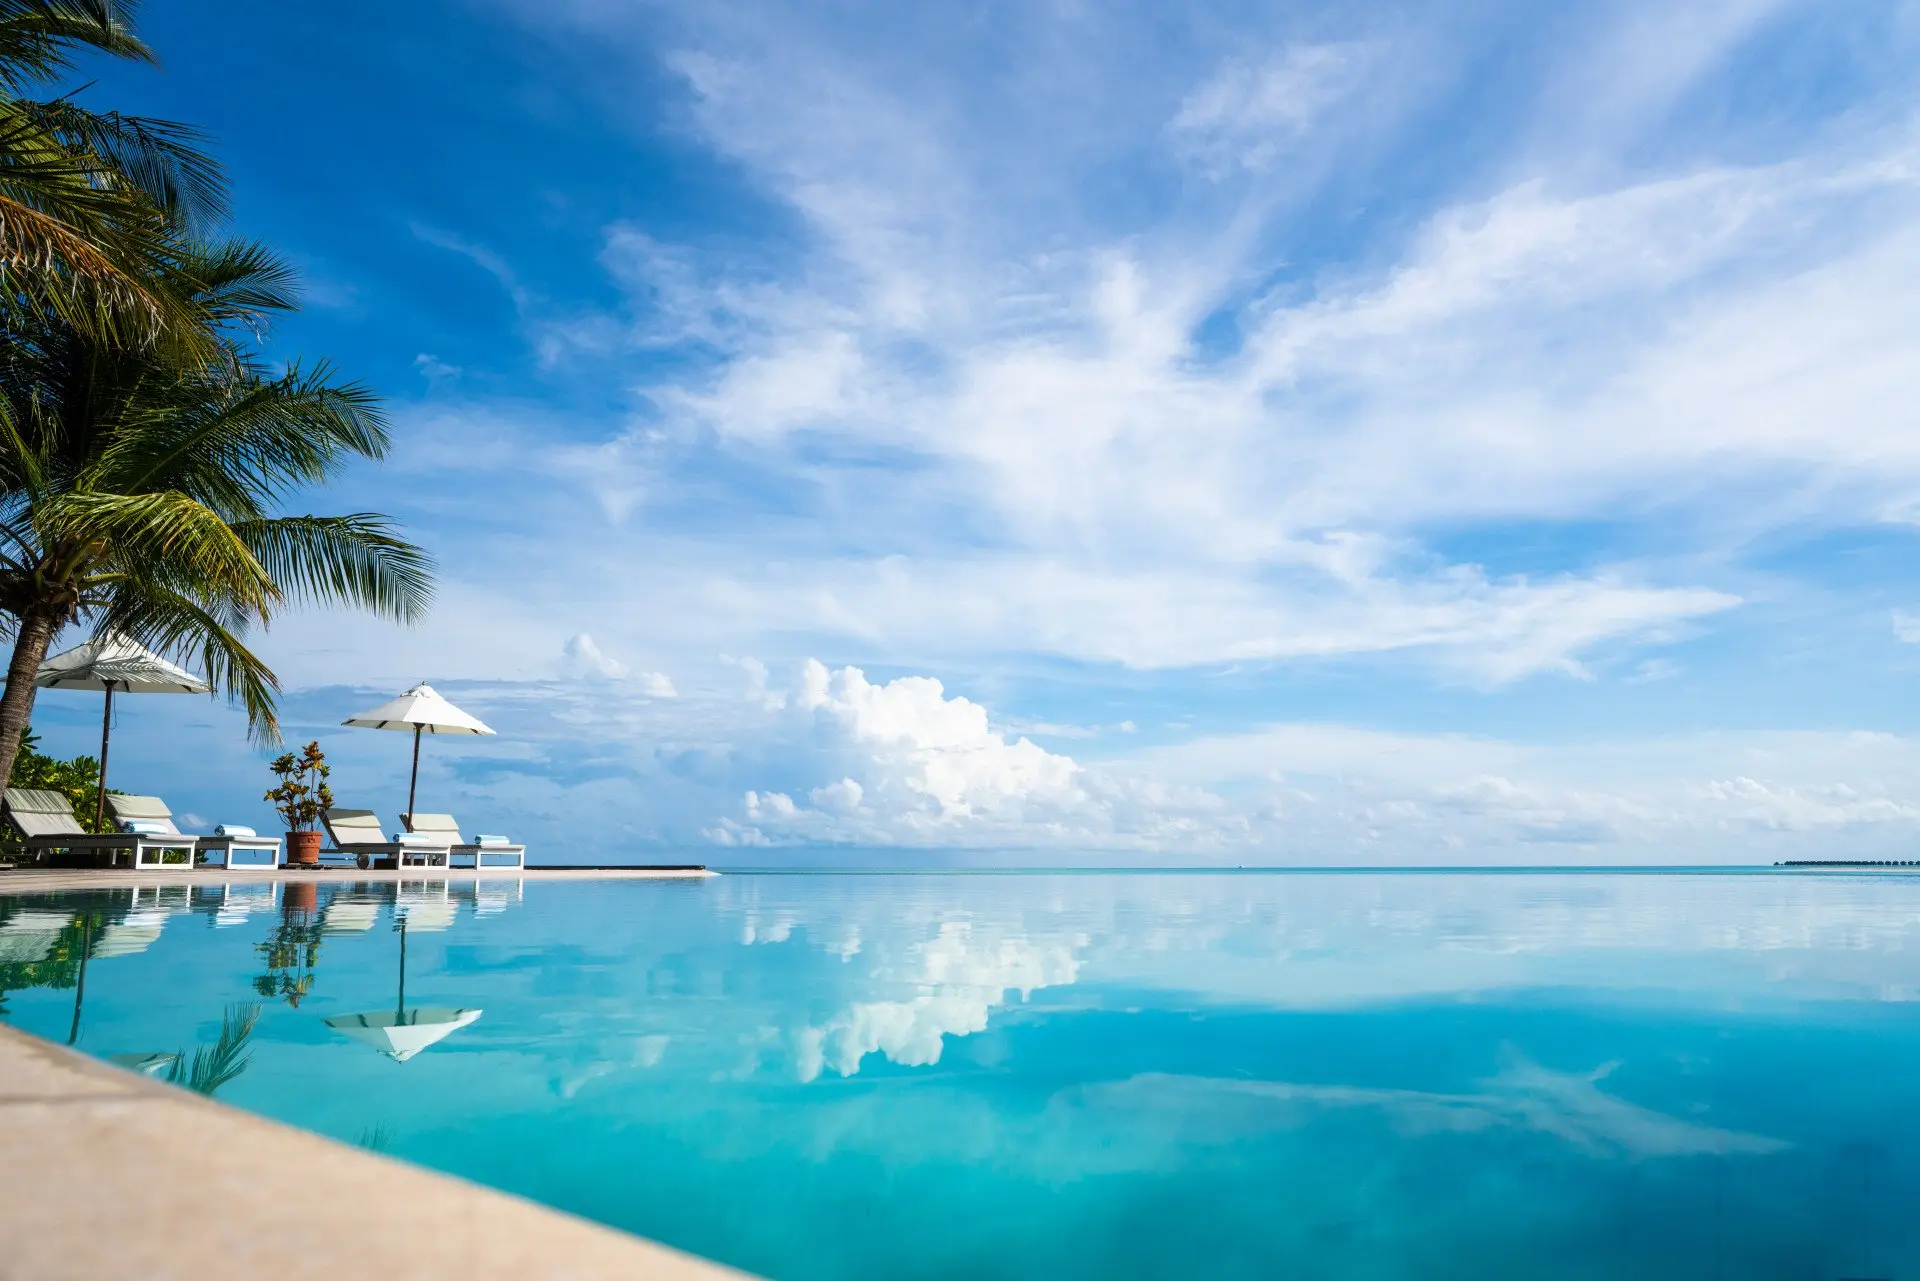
[265,742,333,866]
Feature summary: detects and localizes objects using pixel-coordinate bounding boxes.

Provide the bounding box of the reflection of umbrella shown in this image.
[324,1008,482,1062]
[36,634,209,827]
[340,683,493,825]
[322,917,481,1062]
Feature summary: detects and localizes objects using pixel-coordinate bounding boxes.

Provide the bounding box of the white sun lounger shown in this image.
[106,795,281,869]
[322,808,453,870]
[400,813,527,870]
[3,788,195,869]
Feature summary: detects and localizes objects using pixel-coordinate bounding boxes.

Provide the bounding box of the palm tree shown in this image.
[1,1,227,341]
[0,239,435,787]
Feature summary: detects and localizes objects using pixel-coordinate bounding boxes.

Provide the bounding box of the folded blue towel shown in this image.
[214,824,256,838]
[120,819,169,835]
[473,834,511,846]
[395,833,441,846]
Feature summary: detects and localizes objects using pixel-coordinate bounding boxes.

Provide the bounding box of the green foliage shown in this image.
[0,1,225,344]
[263,739,331,833]
[252,900,324,1007]
[163,1001,259,1097]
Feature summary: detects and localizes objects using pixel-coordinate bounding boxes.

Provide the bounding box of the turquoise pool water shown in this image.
[2,870,1917,1279]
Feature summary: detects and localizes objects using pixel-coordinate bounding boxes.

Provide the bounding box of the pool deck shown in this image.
[0,864,716,892]
[0,1022,753,1280]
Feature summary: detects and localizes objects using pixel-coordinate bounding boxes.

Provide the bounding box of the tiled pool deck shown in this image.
[0,866,744,1281]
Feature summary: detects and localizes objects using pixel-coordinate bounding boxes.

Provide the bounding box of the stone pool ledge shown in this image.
[0,864,716,892]
[0,1024,753,1281]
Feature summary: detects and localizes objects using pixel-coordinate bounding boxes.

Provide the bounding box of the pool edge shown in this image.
[0,1022,756,1281]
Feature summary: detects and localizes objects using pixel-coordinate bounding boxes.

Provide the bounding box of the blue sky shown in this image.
[26,0,1920,864]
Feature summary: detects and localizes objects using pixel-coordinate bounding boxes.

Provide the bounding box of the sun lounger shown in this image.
[106,795,282,869]
[322,808,454,870]
[3,788,196,869]
[400,813,527,869]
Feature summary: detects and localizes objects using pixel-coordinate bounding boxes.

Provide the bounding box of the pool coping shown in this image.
[0,1021,755,1280]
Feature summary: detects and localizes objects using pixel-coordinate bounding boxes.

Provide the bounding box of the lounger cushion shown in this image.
[324,809,387,845]
[403,813,463,838]
[4,789,87,838]
[106,795,184,836]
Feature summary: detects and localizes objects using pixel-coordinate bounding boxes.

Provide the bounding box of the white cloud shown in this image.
[561,633,629,680]
[637,670,678,698]
[808,777,863,812]
[1170,43,1371,174]
[413,352,461,383]
[1894,610,1920,644]
[796,660,1083,819]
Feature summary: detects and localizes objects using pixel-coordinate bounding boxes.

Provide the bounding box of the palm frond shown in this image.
[236,514,434,624]
[0,1,153,92]
[14,99,226,231]
[39,489,274,603]
[92,586,282,740]
[178,238,297,329]
[92,360,388,506]
[163,1001,259,1098]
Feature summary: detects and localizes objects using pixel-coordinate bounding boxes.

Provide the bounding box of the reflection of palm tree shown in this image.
[163,1002,259,1097]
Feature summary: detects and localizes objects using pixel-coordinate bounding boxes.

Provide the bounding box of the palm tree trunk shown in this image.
[0,602,60,801]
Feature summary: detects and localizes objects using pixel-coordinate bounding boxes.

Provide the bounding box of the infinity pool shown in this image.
[1,870,1915,1279]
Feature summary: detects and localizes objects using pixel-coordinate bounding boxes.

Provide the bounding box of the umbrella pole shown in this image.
[94,682,114,830]
[405,724,422,829]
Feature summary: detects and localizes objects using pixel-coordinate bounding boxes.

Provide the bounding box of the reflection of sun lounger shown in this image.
[207,883,277,927]
[321,899,380,934]
[3,789,195,869]
[92,908,173,958]
[400,813,527,869]
[0,910,74,963]
[106,795,282,869]
[322,809,453,870]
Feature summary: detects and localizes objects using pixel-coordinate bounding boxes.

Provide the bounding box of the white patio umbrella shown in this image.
[340,683,493,825]
[36,634,209,827]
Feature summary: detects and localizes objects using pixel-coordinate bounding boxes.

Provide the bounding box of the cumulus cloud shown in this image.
[706,660,1232,850]
[796,660,1083,818]
[561,633,630,680]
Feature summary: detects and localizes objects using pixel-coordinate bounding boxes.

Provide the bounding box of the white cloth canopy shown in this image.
[34,635,210,826]
[36,634,209,694]
[341,684,495,822]
[342,684,493,735]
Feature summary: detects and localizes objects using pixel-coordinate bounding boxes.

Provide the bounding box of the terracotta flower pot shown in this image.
[287,830,322,866]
